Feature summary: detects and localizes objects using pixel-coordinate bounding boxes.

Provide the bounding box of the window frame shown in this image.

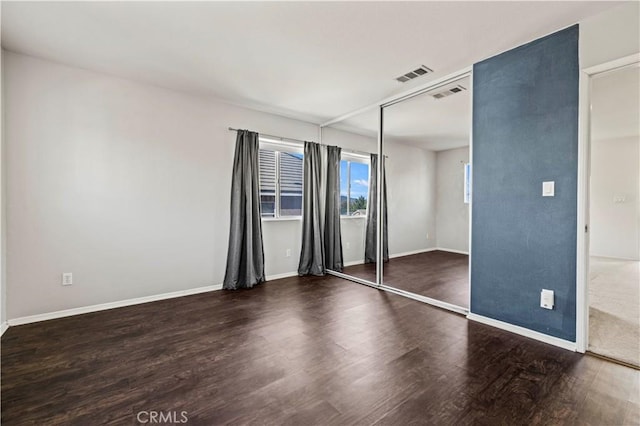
[464,162,471,204]
[259,139,304,220]
[340,152,370,218]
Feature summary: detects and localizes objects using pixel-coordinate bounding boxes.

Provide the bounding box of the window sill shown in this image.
[340,215,367,220]
[261,217,303,222]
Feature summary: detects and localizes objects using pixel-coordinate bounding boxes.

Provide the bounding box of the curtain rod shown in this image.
[228,127,381,158]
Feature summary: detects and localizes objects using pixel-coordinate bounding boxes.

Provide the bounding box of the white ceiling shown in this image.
[331,76,471,151]
[591,64,640,141]
[1,1,621,126]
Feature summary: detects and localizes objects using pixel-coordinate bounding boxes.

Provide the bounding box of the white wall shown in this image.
[580,2,640,69]
[436,146,469,253]
[385,140,437,256]
[590,136,640,260]
[4,51,320,319]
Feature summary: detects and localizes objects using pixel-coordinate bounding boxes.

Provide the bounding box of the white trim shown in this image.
[265,271,299,281]
[326,269,378,288]
[389,247,437,259]
[381,284,468,315]
[576,67,590,353]
[343,259,365,267]
[467,72,474,312]
[436,247,469,255]
[576,52,640,354]
[583,53,640,76]
[8,284,223,326]
[467,313,577,352]
[589,254,640,262]
[261,217,302,222]
[259,137,304,155]
[1,321,8,336]
[340,215,367,220]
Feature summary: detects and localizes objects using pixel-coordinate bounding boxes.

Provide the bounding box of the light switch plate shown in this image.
[542,181,555,197]
[62,272,73,286]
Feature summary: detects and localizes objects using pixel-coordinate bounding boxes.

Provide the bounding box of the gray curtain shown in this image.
[298,142,325,276]
[324,146,343,271]
[223,130,266,290]
[365,153,389,263]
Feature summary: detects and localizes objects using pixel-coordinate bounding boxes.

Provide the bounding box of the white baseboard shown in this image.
[8,284,223,326]
[266,271,299,281]
[467,313,577,352]
[590,254,640,262]
[390,247,437,259]
[344,247,467,265]
[343,248,439,265]
[436,247,469,255]
[1,321,8,337]
[7,272,305,327]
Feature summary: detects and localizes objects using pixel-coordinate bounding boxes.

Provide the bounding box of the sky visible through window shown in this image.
[340,160,369,216]
[352,162,370,198]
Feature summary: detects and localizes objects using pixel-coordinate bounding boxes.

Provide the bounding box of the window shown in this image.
[259,141,303,218]
[464,163,471,204]
[340,155,370,216]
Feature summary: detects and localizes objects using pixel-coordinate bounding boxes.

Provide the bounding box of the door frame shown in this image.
[576,52,640,353]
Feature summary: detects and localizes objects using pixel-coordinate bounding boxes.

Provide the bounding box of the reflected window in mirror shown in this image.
[464,163,471,204]
[340,153,370,217]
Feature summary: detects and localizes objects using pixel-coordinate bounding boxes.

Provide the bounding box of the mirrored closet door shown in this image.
[322,107,379,285]
[380,74,472,312]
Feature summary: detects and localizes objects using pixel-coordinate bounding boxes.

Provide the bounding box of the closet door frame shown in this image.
[322,66,473,317]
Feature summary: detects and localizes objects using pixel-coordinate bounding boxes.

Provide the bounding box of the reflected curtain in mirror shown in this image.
[223,130,266,290]
[364,153,389,263]
[298,141,325,275]
[324,146,343,271]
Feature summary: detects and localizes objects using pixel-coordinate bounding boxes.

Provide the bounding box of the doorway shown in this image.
[587,61,640,367]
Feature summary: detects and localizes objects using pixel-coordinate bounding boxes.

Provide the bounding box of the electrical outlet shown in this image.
[540,289,554,310]
[426,233,430,240]
[62,272,73,286]
[285,249,291,258]
[346,242,350,250]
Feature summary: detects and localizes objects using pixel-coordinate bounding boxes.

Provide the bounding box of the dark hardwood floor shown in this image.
[2,274,639,425]
[342,250,469,308]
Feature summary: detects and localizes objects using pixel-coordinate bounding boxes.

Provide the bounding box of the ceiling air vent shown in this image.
[429,84,467,99]
[395,65,433,83]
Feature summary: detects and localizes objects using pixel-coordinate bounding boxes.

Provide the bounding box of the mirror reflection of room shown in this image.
[382,76,471,309]
[322,109,379,283]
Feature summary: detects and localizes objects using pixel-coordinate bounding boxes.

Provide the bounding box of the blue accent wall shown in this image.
[471,25,579,341]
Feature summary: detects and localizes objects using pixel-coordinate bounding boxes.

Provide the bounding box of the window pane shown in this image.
[340,160,348,215]
[260,195,276,217]
[349,162,369,216]
[279,152,303,216]
[259,149,277,217]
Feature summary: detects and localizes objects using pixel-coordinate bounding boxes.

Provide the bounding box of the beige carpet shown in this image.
[589,257,640,367]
